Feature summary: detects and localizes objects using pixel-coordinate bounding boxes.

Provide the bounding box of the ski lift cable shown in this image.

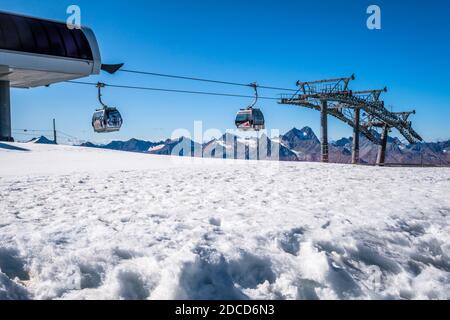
[118,69,298,92]
[12,132,49,137]
[12,129,77,139]
[57,131,87,143]
[13,129,54,133]
[12,129,82,143]
[66,80,280,100]
[57,130,80,139]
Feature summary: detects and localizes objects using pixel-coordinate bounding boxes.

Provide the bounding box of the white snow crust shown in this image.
[0,142,449,300]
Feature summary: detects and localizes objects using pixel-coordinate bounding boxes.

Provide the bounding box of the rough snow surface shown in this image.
[0,142,449,300]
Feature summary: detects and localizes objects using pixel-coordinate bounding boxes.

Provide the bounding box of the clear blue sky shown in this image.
[2,0,450,143]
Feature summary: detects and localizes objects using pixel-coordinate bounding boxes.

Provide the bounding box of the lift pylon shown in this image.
[279,75,422,164]
[0,81,12,142]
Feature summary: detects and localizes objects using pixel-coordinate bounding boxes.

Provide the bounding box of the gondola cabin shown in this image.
[235,108,265,131]
[92,107,122,133]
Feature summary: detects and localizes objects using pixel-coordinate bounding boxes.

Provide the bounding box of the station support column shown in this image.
[0,81,13,142]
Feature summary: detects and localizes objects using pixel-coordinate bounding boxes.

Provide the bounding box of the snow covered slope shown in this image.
[0,142,449,300]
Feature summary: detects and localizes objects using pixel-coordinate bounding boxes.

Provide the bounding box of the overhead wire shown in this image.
[57,130,80,140]
[13,129,53,133]
[66,80,281,100]
[12,128,84,142]
[118,68,298,92]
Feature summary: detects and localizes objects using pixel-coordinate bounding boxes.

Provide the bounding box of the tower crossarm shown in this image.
[353,87,387,103]
[329,94,423,144]
[295,75,355,96]
[278,99,380,144]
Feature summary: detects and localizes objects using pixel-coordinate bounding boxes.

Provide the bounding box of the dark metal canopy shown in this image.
[0,11,93,60]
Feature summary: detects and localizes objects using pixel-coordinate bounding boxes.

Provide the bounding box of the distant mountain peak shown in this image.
[31,136,56,145]
[333,137,352,147]
[284,126,318,141]
[300,126,314,133]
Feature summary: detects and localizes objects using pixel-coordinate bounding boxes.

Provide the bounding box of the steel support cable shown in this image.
[57,131,80,140]
[13,129,53,132]
[118,69,298,92]
[66,80,280,101]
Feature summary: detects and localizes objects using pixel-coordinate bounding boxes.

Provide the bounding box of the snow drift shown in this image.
[0,142,449,300]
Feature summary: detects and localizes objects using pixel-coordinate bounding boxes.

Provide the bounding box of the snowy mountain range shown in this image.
[78,127,450,165]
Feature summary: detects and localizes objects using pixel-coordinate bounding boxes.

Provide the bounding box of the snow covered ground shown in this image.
[0,142,449,300]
